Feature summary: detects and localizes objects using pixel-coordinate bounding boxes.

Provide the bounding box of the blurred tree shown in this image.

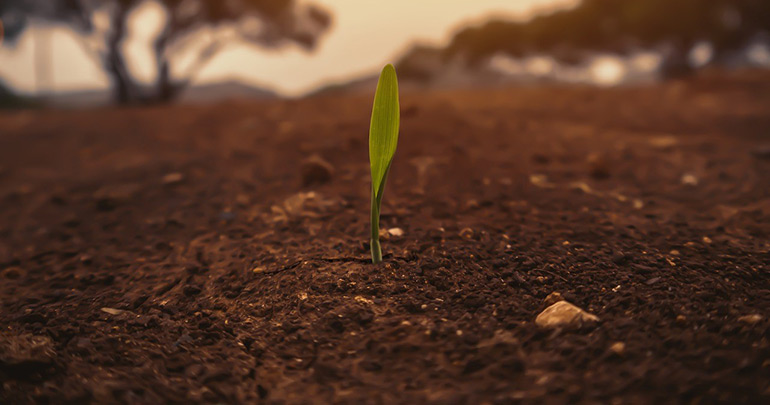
[442,0,770,78]
[1,0,331,103]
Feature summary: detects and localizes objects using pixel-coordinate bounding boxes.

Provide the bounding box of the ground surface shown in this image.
[0,70,769,404]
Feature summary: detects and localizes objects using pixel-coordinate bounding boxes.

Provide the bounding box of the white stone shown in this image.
[609,342,626,355]
[388,228,404,237]
[100,307,124,316]
[738,314,762,324]
[535,301,599,328]
[681,173,699,186]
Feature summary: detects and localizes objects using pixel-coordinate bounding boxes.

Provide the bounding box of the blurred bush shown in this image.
[440,0,770,78]
[0,79,35,109]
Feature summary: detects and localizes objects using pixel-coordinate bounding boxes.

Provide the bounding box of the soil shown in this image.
[0,69,769,404]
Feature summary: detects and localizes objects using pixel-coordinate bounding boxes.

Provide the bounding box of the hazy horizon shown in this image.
[0,0,575,97]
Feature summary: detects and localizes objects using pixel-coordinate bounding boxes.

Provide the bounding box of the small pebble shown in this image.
[183,286,202,296]
[531,153,550,164]
[681,173,699,186]
[1,266,24,280]
[609,342,626,355]
[162,172,184,185]
[543,292,564,306]
[587,153,610,179]
[218,211,236,221]
[388,228,404,237]
[300,155,334,186]
[645,277,661,285]
[737,314,762,324]
[101,307,124,316]
[535,301,599,328]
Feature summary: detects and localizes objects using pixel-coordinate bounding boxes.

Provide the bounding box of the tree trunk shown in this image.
[660,42,695,80]
[151,17,196,103]
[105,3,136,104]
[151,16,226,103]
[153,29,184,103]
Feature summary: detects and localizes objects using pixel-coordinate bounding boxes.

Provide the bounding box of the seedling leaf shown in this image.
[369,64,400,200]
[369,64,400,263]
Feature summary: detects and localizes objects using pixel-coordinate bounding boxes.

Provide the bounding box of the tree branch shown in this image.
[178,38,226,82]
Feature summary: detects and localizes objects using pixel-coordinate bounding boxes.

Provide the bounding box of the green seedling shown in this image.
[368,64,400,264]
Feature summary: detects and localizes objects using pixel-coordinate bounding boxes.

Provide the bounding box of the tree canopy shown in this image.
[443,0,770,75]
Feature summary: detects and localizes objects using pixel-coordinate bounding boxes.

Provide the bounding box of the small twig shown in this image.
[261,260,302,275]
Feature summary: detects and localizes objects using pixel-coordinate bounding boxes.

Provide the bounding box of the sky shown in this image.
[0,0,576,97]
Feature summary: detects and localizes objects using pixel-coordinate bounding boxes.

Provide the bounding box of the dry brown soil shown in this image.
[0,70,769,404]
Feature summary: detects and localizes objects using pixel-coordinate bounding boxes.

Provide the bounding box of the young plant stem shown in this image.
[368,64,398,264]
[370,189,383,263]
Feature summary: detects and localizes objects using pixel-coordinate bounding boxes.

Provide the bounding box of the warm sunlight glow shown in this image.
[747,43,770,66]
[525,56,556,76]
[124,1,168,83]
[630,52,661,72]
[590,56,625,86]
[0,0,576,95]
[689,42,714,67]
[489,54,525,75]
